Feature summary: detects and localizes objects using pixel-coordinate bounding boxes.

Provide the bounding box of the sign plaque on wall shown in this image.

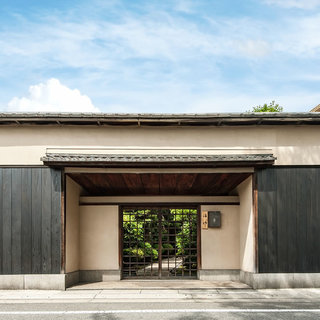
[202,211,208,229]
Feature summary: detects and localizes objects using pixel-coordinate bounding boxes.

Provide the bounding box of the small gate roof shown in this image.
[42,153,276,168]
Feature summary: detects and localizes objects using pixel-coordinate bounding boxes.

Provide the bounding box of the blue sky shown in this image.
[1,0,320,113]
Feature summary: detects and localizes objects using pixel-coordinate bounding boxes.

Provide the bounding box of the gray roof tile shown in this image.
[1,112,320,126]
[41,153,276,167]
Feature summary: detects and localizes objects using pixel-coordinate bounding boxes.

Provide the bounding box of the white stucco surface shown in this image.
[237,177,255,272]
[79,205,119,270]
[0,125,320,165]
[65,177,81,273]
[201,205,240,270]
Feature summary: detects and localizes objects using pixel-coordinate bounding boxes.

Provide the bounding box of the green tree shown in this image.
[250,100,283,112]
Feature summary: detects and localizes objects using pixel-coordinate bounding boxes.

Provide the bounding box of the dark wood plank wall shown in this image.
[0,169,3,274]
[0,168,62,274]
[257,167,320,273]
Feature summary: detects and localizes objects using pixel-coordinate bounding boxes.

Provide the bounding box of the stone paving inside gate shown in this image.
[68,280,250,290]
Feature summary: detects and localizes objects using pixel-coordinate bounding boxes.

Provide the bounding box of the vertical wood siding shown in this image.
[257,167,320,273]
[0,168,62,274]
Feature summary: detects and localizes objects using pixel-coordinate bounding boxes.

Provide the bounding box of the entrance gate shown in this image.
[121,206,199,279]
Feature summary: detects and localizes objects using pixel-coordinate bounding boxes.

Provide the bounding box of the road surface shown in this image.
[0,288,319,319]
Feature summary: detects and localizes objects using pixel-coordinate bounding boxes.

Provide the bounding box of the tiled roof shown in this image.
[1,112,320,126]
[310,104,320,112]
[41,153,276,167]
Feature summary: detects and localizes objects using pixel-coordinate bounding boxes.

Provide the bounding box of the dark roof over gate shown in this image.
[67,171,252,196]
[1,112,320,126]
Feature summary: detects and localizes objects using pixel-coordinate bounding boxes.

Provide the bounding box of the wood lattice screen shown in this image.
[121,207,199,279]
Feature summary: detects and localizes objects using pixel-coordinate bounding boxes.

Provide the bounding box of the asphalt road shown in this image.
[0,288,319,319]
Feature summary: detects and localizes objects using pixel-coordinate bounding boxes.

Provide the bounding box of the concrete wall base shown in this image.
[198,269,240,281]
[0,275,24,289]
[240,271,320,289]
[66,271,80,288]
[80,270,121,282]
[0,274,66,290]
[2,271,318,289]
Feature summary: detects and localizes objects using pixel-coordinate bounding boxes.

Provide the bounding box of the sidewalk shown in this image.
[0,288,319,304]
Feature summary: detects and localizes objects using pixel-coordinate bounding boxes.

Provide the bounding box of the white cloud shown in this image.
[7,78,100,112]
[174,0,195,13]
[274,13,320,56]
[264,0,320,9]
[235,39,270,58]
[0,11,274,75]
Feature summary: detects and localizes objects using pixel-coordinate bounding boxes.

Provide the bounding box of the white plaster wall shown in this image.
[201,205,240,269]
[237,176,255,272]
[79,205,119,270]
[65,177,81,273]
[0,125,320,165]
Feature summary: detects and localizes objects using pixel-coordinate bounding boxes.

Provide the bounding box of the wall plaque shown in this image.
[202,211,208,229]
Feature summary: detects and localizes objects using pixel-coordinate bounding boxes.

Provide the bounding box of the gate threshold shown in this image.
[68,280,250,290]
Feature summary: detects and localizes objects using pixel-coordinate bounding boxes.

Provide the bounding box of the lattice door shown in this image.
[121,207,198,279]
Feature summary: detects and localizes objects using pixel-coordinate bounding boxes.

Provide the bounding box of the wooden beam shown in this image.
[252,172,259,273]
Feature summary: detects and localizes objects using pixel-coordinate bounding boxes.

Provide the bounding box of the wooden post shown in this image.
[252,172,259,273]
[197,205,202,272]
[158,210,162,279]
[60,170,66,274]
[118,206,123,278]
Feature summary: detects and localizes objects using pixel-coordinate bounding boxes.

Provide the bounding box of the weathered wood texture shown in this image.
[68,172,251,196]
[257,167,320,273]
[0,168,62,274]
